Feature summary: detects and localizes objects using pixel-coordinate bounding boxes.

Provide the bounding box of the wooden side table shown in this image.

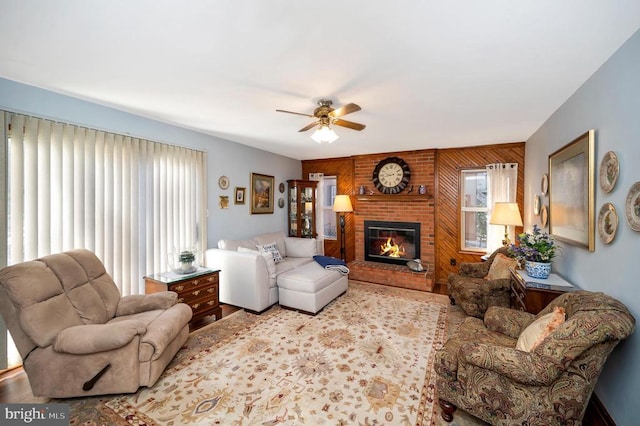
[145,268,222,325]
[509,268,575,314]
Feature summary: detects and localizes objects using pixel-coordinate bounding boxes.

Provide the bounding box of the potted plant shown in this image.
[169,249,199,274]
[509,225,558,279]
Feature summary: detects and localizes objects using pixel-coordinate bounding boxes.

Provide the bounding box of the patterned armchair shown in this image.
[447,247,513,318]
[435,291,635,425]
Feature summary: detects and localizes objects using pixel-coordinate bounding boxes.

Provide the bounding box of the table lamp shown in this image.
[489,202,523,246]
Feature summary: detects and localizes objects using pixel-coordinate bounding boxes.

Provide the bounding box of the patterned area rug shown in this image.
[65,281,483,425]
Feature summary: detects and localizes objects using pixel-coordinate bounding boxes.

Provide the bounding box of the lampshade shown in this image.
[311,125,339,144]
[332,195,353,213]
[489,202,523,226]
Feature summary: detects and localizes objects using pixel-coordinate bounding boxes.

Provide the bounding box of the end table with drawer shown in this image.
[509,268,575,314]
[144,268,222,325]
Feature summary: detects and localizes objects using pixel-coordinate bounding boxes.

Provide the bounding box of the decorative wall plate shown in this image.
[218,175,230,190]
[533,194,541,215]
[278,197,285,208]
[599,151,619,193]
[540,204,549,228]
[625,181,640,231]
[541,173,549,195]
[598,203,618,244]
[279,182,285,193]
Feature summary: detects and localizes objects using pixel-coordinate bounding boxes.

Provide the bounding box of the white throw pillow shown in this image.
[238,247,277,277]
[516,306,566,352]
[256,242,284,263]
[254,232,287,257]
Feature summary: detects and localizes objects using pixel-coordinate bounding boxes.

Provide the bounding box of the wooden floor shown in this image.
[0,281,609,425]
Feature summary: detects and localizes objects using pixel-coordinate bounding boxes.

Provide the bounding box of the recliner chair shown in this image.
[0,249,192,398]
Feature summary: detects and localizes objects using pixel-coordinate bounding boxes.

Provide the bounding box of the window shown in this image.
[460,169,488,251]
[322,176,337,239]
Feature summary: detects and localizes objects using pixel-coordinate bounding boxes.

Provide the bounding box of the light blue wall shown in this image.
[526,30,640,422]
[0,78,302,246]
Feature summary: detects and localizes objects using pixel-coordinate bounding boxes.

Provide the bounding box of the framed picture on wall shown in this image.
[234,187,246,205]
[250,173,274,214]
[548,129,595,251]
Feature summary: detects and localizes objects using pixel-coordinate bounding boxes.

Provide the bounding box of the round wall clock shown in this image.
[372,157,411,194]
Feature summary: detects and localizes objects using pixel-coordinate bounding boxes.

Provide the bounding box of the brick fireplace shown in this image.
[348,150,436,291]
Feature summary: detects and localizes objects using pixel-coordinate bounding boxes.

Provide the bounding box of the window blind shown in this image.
[4,112,207,295]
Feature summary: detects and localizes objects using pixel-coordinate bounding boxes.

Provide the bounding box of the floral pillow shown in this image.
[516,306,566,352]
[256,242,284,263]
[485,253,517,280]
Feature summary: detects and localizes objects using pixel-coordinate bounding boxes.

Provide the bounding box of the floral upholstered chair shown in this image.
[447,247,515,318]
[434,291,635,425]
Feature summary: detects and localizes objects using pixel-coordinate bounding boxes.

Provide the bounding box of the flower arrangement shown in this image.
[509,225,558,263]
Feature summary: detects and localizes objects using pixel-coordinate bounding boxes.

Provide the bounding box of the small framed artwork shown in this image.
[599,151,619,193]
[218,195,229,209]
[598,203,618,244]
[549,129,595,251]
[541,173,549,195]
[234,187,246,205]
[625,181,640,232]
[250,173,274,214]
[533,194,541,215]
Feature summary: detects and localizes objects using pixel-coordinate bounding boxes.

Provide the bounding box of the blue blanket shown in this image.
[313,255,350,275]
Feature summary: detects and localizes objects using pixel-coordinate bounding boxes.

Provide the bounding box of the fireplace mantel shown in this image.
[356,195,432,202]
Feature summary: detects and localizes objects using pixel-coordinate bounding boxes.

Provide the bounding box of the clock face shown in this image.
[372,157,411,194]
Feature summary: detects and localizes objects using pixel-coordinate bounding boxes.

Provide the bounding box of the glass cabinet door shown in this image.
[287,180,317,238]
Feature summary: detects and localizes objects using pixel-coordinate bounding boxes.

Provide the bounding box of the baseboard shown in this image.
[585,393,615,426]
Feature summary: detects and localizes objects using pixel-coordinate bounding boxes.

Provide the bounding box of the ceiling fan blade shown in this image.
[329,103,361,118]
[333,119,366,131]
[298,121,320,132]
[276,109,315,118]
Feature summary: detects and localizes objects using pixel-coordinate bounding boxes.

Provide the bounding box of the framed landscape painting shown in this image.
[548,129,595,251]
[250,173,274,214]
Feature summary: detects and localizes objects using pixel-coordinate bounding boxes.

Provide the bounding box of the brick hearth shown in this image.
[350,150,436,292]
[348,260,434,291]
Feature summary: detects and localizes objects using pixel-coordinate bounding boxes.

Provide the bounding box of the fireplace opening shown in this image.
[364,220,420,265]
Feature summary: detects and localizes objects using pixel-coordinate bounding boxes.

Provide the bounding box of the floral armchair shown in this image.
[447,247,514,318]
[434,291,635,425]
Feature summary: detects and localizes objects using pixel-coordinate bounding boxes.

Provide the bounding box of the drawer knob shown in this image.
[174,285,185,291]
[192,290,201,296]
[191,303,201,310]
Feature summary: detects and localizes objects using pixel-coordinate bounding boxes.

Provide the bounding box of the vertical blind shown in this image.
[5,112,207,295]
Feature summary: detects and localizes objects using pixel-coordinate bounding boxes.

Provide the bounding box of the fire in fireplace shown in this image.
[364,220,420,265]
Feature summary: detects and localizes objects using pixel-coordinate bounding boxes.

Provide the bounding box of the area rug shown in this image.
[66,281,480,425]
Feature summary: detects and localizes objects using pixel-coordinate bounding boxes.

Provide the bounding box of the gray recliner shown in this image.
[0,249,192,398]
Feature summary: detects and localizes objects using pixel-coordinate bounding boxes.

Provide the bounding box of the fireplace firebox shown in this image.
[364,220,420,265]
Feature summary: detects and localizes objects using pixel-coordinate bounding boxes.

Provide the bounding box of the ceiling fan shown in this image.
[276,99,366,134]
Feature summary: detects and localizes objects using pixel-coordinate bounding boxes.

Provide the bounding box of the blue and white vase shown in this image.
[525,260,551,279]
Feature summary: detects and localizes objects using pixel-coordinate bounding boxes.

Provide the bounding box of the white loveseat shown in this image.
[204,231,348,314]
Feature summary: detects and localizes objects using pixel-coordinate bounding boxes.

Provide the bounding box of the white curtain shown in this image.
[5,112,207,295]
[486,163,518,254]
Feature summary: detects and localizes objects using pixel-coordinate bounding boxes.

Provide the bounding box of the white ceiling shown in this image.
[1,1,640,160]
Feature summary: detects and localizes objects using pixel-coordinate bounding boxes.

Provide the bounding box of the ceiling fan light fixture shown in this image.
[311,125,339,144]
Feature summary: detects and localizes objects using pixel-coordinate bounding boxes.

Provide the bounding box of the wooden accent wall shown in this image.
[302,157,355,261]
[435,142,525,284]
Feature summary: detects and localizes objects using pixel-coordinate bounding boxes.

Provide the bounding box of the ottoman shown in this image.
[277,261,348,314]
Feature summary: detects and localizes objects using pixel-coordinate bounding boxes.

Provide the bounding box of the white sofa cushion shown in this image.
[218,238,257,251]
[254,232,287,257]
[285,237,318,258]
[238,247,277,281]
[275,257,313,276]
